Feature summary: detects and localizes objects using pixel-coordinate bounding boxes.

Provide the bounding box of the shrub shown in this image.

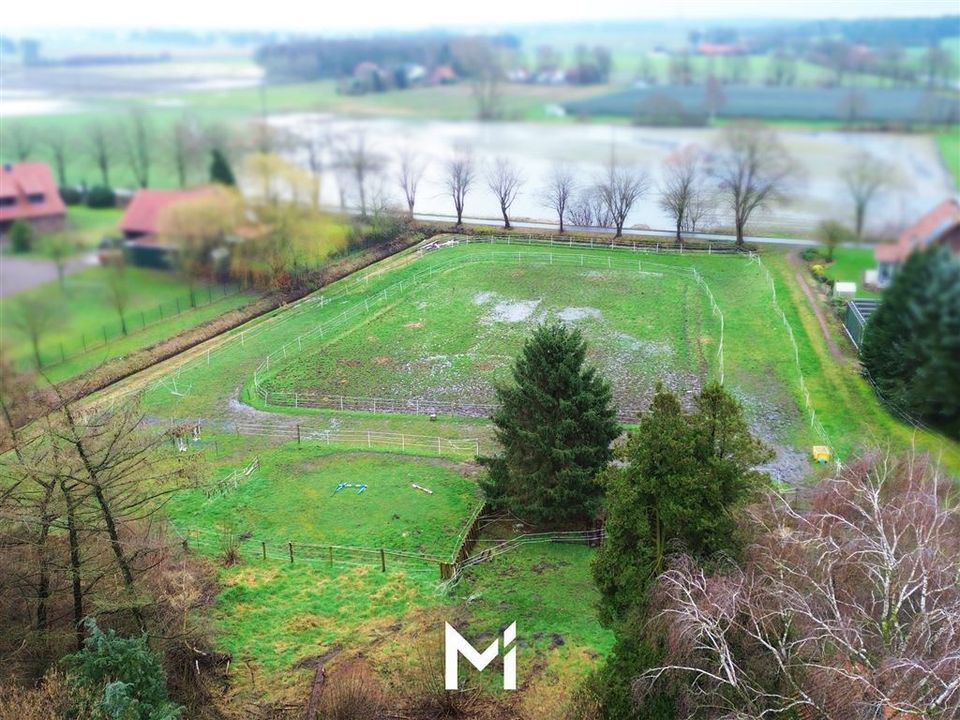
[319,661,385,720]
[59,186,83,205]
[86,185,116,209]
[63,618,182,720]
[800,247,823,262]
[8,219,35,253]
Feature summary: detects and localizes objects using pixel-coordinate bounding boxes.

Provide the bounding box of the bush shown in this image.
[800,247,824,262]
[63,618,182,720]
[319,661,385,720]
[86,185,116,209]
[59,186,83,205]
[8,219,35,253]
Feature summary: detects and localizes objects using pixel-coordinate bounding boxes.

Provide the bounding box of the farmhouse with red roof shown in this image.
[873,198,960,288]
[119,187,216,244]
[0,161,66,235]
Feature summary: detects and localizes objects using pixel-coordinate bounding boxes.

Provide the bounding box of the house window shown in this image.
[27,193,45,204]
[0,197,14,207]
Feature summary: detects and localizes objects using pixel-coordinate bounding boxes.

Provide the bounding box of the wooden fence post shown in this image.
[262,541,266,560]
[329,546,333,567]
[380,548,386,572]
[297,424,301,445]
[289,542,294,564]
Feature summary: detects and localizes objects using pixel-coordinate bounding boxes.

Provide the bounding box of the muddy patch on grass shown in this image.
[484,299,542,323]
[758,445,811,488]
[557,307,603,322]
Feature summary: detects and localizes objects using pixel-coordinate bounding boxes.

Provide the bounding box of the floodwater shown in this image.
[272,115,955,236]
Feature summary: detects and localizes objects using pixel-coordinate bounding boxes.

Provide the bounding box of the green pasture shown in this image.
[258,259,714,411]
[115,239,960,473]
[121,236,960,702]
[450,537,614,697]
[822,246,881,298]
[1,265,255,381]
[167,447,483,558]
[938,130,960,188]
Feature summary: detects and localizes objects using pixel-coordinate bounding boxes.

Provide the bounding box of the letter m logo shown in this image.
[444,622,517,690]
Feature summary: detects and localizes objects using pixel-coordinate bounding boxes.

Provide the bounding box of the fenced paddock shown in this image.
[250,243,728,421]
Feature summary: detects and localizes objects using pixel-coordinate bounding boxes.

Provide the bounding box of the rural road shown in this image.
[0,251,99,297]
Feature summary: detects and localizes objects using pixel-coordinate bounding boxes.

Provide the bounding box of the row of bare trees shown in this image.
[342,123,892,244]
[2,111,226,189]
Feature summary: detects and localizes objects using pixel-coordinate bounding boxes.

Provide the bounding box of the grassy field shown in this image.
[112,238,960,473]
[89,235,959,709]
[823,247,881,298]
[938,130,960,188]
[1,266,255,380]
[167,447,483,557]
[763,252,959,469]
[258,259,715,412]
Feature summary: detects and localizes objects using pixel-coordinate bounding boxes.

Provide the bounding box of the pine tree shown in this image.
[861,245,960,437]
[209,148,236,186]
[479,322,619,524]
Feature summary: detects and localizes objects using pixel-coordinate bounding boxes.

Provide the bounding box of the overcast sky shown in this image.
[5,0,959,32]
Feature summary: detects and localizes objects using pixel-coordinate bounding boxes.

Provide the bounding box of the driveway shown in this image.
[0,252,99,297]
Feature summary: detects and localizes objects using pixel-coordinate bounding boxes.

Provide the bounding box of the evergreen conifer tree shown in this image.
[479,322,619,524]
[861,245,960,436]
[209,148,236,186]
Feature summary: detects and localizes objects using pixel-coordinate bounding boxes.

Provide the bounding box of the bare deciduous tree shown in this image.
[105,262,131,336]
[11,298,58,368]
[42,233,73,291]
[658,149,705,243]
[642,452,960,720]
[397,147,426,216]
[485,157,524,229]
[454,38,504,121]
[44,128,70,186]
[596,159,649,237]
[334,132,384,218]
[444,152,475,226]
[170,116,201,189]
[842,151,894,239]
[121,108,152,188]
[541,163,576,233]
[87,123,113,187]
[3,123,34,161]
[712,123,796,246]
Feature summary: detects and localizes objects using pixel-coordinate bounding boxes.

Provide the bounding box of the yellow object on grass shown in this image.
[812,446,831,464]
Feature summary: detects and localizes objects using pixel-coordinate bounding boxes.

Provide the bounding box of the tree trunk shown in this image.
[35,517,52,631]
[736,219,745,246]
[69,427,146,632]
[502,207,511,229]
[676,218,682,244]
[558,213,564,233]
[855,203,865,238]
[61,479,85,649]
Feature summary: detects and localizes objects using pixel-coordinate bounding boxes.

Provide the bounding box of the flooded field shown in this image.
[274,115,955,235]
